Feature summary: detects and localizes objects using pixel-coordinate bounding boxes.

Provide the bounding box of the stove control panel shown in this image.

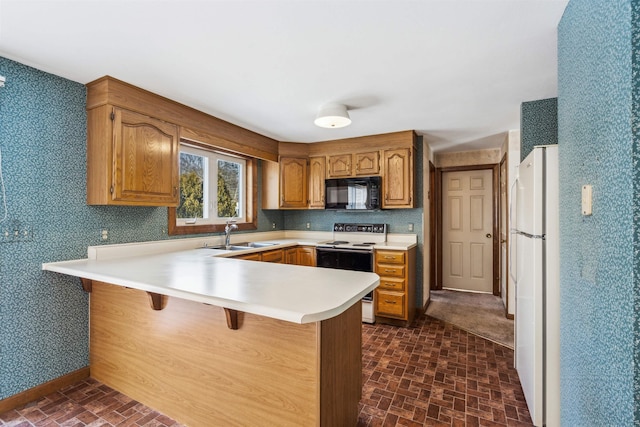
[333,223,387,233]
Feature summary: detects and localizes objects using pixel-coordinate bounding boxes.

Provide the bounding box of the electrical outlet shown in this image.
[0,220,32,243]
[408,223,414,232]
[101,228,109,241]
[272,222,276,229]
[306,222,311,229]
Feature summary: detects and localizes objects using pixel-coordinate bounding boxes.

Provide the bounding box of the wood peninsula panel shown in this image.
[89,281,362,426]
[86,76,278,162]
[90,282,320,426]
[320,299,362,425]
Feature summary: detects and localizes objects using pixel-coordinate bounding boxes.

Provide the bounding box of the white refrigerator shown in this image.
[514,145,560,426]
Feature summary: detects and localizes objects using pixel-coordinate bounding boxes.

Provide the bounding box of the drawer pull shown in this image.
[384,256,395,259]
[384,300,397,304]
[384,269,396,273]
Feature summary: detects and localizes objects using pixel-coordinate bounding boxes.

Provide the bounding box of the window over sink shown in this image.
[168,141,257,235]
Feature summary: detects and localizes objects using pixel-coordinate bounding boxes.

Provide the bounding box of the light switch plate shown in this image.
[582,185,592,216]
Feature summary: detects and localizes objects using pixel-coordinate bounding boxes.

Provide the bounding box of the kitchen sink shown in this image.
[247,242,278,248]
[205,244,250,251]
[205,242,278,251]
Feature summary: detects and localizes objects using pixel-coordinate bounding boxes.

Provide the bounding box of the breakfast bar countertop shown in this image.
[42,247,380,324]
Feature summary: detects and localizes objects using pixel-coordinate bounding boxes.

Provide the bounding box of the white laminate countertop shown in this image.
[42,231,417,324]
[43,249,379,324]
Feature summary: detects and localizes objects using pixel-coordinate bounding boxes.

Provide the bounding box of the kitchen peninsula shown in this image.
[43,239,379,427]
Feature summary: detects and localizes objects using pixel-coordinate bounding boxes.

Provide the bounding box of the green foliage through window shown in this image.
[177,145,245,224]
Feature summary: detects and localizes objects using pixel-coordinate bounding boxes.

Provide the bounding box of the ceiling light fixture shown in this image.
[314,103,351,129]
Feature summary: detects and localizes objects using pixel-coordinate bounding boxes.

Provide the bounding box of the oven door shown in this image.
[316,248,374,301]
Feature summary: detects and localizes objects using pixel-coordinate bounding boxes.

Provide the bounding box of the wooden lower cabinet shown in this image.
[234,252,261,261]
[90,282,362,426]
[282,246,317,266]
[285,247,298,264]
[374,248,416,326]
[261,248,284,263]
[297,246,317,266]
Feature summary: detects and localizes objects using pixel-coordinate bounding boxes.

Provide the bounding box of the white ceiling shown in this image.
[0,0,568,152]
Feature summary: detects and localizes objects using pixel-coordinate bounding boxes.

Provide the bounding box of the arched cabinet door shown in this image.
[87,105,179,207]
[308,156,326,209]
[279,156,308,208]
[112,108,179,206]
[382,147,413,209]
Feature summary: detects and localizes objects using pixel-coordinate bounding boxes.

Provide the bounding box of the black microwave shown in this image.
[325,176,381,210]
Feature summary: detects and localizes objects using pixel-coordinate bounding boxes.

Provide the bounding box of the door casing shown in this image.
[434,163,500,296]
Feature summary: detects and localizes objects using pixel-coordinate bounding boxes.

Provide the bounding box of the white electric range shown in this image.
[316,223,387,323]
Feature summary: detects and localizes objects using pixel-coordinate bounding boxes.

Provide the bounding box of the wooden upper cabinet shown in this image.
[279,157,308,208]
[354,151,380,176]
[327,154,352,178]
[327,151,380,178]
[382,147,413,209]
[308,156,326,209]
[87,106,179,206]
[112,108,179,205]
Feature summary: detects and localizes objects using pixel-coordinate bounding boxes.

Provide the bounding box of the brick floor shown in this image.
[358,314,532,426]
[0,314,532,426]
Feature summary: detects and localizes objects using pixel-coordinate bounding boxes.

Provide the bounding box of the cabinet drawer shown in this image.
[375,251,405,264]
[378,277,405,291]
[375,290,405,318]
[376,265,405,278]
[261,249,284,263]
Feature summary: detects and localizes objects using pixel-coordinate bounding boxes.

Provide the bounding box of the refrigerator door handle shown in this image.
[516,231,545,240]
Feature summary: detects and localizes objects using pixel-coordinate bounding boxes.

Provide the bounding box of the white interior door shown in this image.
[442,169,493,293]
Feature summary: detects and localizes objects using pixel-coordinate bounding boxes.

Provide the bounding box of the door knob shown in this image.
[486,233,492,238]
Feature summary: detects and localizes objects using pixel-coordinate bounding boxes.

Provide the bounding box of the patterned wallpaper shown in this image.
[558,0,636,425]
[520,98,558,162]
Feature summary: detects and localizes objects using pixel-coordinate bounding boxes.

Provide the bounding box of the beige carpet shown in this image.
[425,289,514,349]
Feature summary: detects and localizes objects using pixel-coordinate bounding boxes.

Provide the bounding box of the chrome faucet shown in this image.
[225,220,238,248]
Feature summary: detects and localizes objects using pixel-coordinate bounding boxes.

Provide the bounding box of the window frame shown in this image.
[168,140,257,236]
